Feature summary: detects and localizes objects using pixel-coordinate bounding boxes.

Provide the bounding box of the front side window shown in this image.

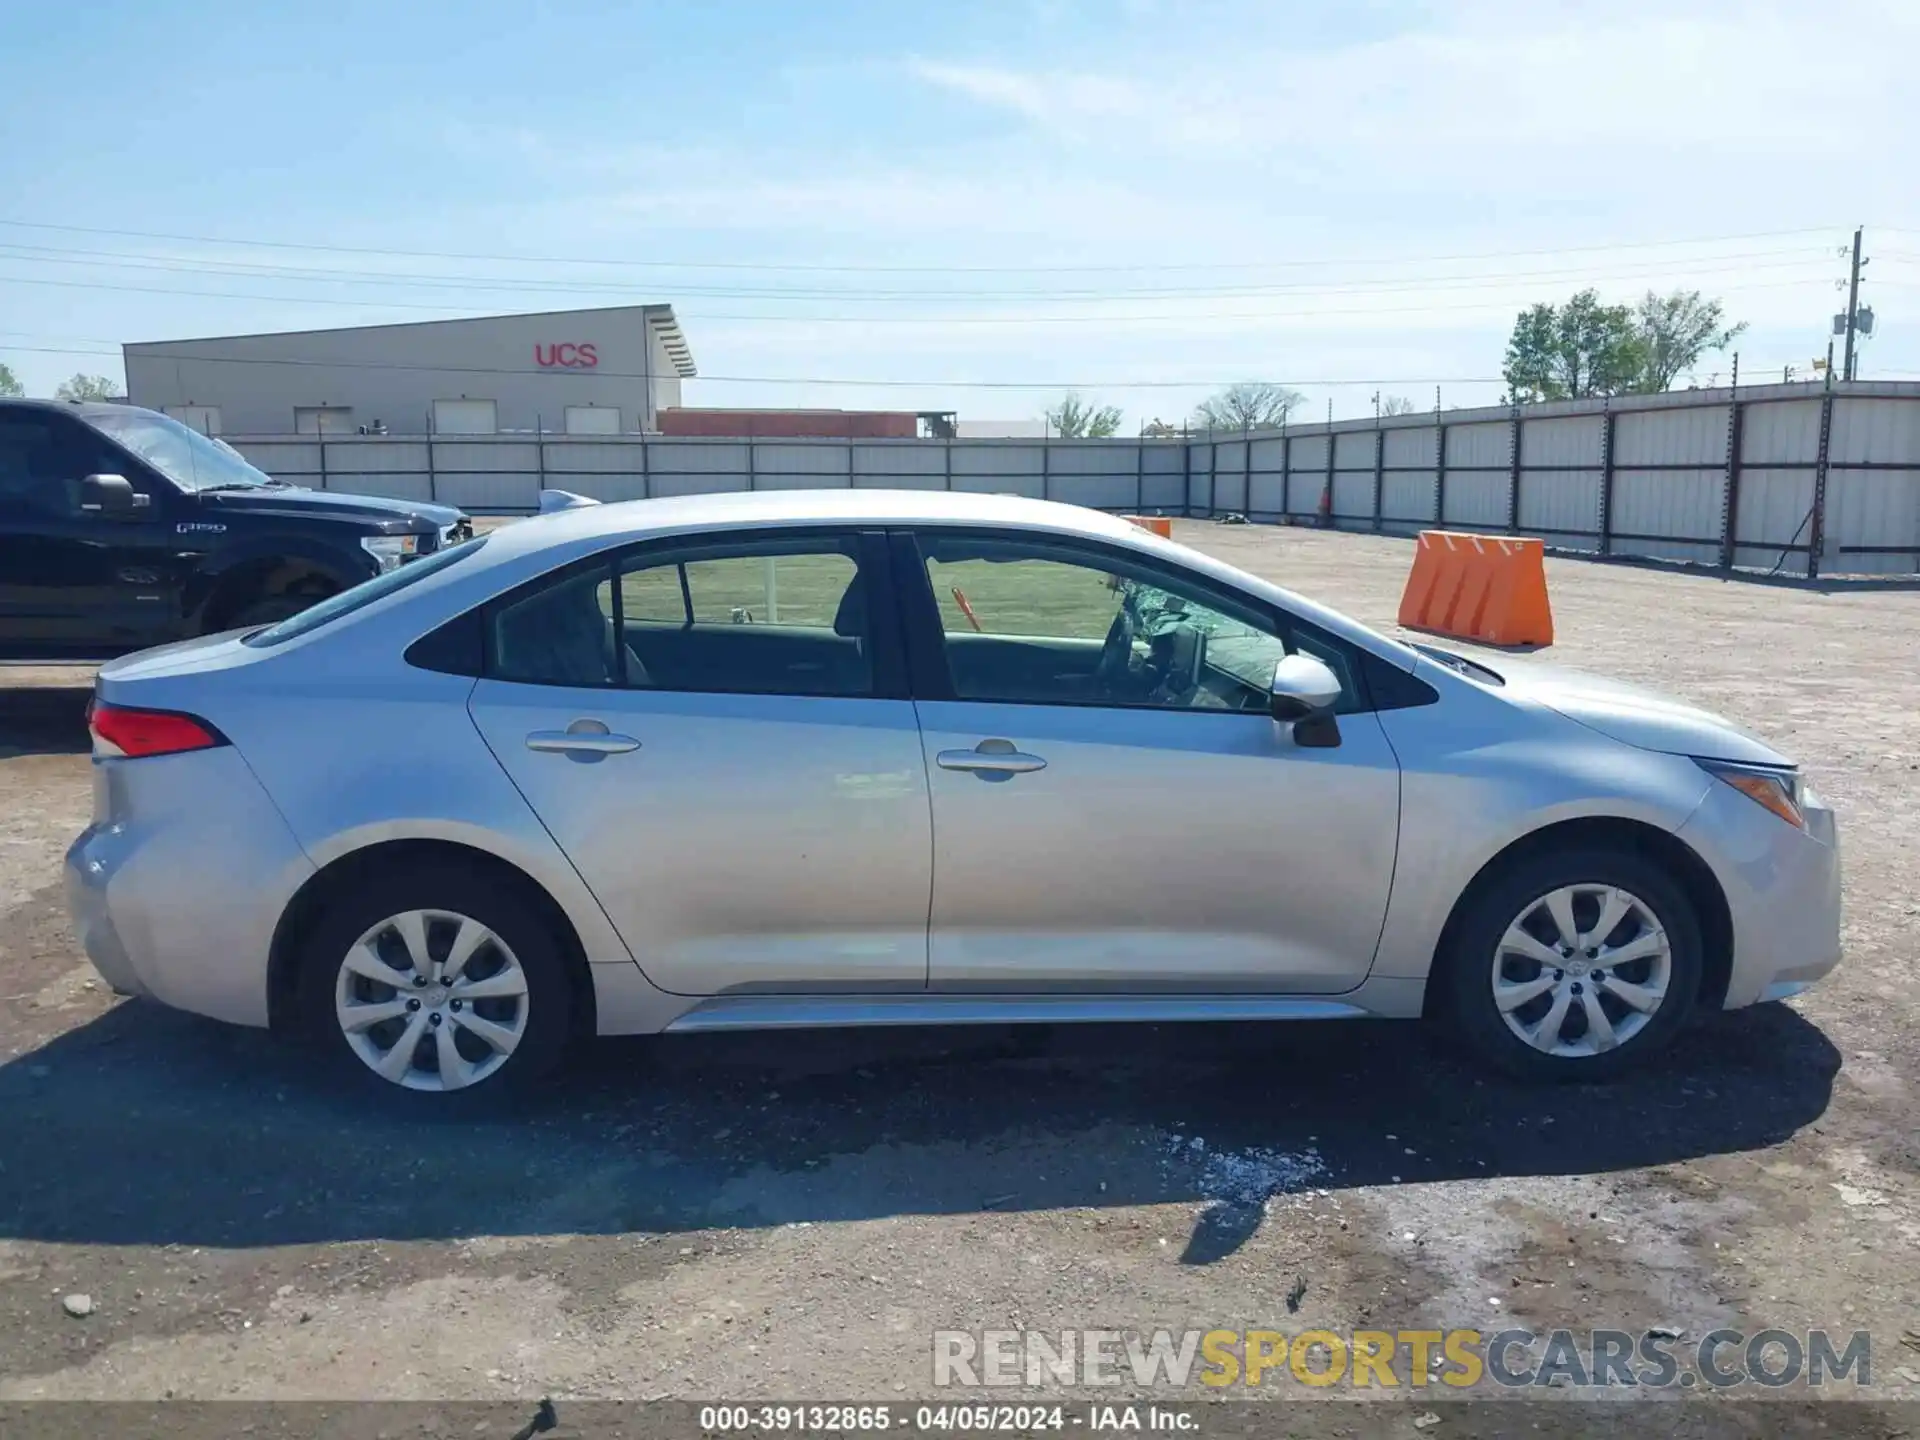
[0,412,143,515]
[487,534,874,698]
[918,534,1355,712]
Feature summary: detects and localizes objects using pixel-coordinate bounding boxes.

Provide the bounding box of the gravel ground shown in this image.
[0,522,1916,1426]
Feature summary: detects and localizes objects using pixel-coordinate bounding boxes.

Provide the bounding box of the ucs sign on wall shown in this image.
[534,343,599,369]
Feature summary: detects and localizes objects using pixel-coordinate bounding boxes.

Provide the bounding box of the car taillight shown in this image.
[89,702,227,759]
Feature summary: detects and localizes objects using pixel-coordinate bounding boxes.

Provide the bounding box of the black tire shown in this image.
[294,862,577,1110]
[229,593,319,629]
[1439,846,1703,1083]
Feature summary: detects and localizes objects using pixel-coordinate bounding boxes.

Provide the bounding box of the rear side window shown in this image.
[486,533,879,698]
[245,537,488,647]
[646,551,860,629]
[488,565,618,686]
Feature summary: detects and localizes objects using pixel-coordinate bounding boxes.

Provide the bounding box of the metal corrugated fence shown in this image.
[227,379,1920,579]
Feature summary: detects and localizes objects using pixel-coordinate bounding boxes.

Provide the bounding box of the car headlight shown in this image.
[1695,757,1805,830]
[360,534,421,573]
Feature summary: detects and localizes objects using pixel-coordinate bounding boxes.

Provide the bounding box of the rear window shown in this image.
[243,537,488,647]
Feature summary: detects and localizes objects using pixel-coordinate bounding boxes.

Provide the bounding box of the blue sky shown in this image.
[4,0,1918,424]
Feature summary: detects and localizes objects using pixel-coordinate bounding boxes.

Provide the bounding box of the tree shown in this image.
[55,373,124,402]
[1378,394,1419,416]
[1044,391,1123,438]
[1192,381,1303,431]
[1502,290,1644,403]
[1633,290,1745,392]
[0,362,22,398]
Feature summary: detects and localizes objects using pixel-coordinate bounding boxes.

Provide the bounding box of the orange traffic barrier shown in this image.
[1397,530,1554,648]
[1124,515,1173,538]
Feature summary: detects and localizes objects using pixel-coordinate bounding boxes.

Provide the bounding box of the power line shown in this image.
[0,215,1846,277]
[0,240,1837,303]
[0,267,1844,327]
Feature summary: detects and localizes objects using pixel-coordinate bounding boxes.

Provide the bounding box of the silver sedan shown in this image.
[66,492,1841,1101]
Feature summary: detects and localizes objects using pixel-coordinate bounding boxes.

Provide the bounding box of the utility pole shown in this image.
[1841,226,1866,381]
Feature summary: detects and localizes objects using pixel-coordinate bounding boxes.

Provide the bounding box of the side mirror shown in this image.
[77,473,138,515]
[1269,653,1343,748]
[1269,653,1342,721]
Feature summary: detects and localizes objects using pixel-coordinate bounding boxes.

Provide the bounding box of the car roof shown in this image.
[482,489,1153,562]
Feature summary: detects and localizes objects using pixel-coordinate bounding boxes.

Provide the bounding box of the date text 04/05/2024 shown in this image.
[695,1404,1196,1432]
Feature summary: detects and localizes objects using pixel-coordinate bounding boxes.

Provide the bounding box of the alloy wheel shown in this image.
[333,908,530,1091]
[1490,883,1672,1058]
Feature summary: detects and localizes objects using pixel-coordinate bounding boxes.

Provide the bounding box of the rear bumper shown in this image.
[1677,778,1842,1010]
[64,748,313,1027]
[65,848,146,998]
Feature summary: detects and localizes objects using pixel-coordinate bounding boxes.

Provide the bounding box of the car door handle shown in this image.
[936,741,1047,776]
[526,726,641,756]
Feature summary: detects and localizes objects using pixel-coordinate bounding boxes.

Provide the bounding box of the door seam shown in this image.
[911,697,937,990]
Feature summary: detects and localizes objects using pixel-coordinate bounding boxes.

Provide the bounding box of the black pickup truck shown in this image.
[0,398,470,660]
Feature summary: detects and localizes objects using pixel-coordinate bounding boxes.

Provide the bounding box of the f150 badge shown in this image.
[176,522,227,533]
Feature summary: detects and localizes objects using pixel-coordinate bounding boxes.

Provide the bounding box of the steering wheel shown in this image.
[1094,604,1137,696]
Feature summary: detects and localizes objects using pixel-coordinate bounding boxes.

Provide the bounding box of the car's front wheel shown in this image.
[1441,848,1703,1082]
[297,865,576,1104]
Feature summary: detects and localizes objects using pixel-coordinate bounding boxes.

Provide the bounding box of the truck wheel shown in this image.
[231,593,323,628]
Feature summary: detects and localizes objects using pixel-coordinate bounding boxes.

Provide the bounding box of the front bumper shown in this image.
[64,747,313,1027]
[1677,776,1842,1009]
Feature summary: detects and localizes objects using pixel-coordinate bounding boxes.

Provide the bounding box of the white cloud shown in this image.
[905,59,1149,129]
[901,1,1915,184]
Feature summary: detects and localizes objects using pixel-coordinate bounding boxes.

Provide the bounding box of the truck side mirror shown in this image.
[77,473,138,515]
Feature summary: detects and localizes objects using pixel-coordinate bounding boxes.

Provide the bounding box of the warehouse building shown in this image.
[123,304,695,437]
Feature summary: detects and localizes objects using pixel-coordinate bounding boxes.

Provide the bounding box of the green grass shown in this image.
[925,555,1124,638]
[614,553,860,627]
[597,550,1128,638]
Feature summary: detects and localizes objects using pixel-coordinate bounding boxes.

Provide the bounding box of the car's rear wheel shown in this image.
[1441,848,1702,1082]
[297,866,575,1105]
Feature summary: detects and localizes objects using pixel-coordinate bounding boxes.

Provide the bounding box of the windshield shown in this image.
[79,407,280,492]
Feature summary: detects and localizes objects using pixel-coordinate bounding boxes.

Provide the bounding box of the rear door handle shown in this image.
[936,739,1047,776]
[528,732,640,755]
[526,719,641,758]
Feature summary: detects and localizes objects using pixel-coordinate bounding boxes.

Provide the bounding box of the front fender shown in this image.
[1370,693,1714,980]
